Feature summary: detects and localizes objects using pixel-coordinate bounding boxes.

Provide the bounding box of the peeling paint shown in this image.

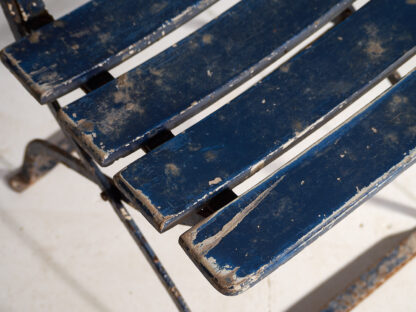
[165,163,181,176]
[190,176,285,256]
[209,177,222,185]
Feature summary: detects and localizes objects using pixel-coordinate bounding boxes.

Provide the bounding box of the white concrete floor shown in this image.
[0,1,415,311]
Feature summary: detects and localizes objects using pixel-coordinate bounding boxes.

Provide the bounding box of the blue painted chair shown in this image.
[1,0,415,310]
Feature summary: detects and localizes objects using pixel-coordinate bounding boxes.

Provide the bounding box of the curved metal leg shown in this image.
[8,134,85,192]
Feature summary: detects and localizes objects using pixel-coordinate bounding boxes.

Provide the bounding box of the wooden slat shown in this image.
[180,70,416,295]
[58,0,354,166]
[0,0,218,103]
[114,0,416,233]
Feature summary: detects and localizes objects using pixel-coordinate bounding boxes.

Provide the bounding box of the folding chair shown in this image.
[1,0,415,310]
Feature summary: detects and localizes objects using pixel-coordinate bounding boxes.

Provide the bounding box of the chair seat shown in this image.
[57,0,353,166]
[114,0,416,232]
[180,70,416,295]
[0,0,218,103]
[2,0,415,298]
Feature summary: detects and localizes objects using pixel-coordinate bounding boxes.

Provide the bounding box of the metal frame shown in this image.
[1,2,190,311]
[323,228,416,311]
[2,1,415,311]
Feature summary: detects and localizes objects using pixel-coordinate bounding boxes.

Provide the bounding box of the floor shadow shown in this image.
[286,227,416,312]
[371,197,416,219]
[0,208,113,312]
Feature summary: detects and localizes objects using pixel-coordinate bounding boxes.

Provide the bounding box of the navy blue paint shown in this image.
[180,70,416,295]
[0,0,218,103]
[115,0,416,233]
[59,0,353,166]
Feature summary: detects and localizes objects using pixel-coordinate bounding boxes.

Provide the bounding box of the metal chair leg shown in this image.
[48,100,192,312]
[322,228,416,312]
[8,134,90,192]
[2,2,191,309]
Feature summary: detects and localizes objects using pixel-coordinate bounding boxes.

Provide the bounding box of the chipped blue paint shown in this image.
[114,0,416,233]
[59,0,354,166]
[0,0,219,103]
[180,70,416,295]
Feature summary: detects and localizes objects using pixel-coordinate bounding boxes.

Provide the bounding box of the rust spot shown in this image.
[150,1,168,14]
[71,29,90,38]
[366,41,385,58]
[408,126,416,136]
[120,207,132,220]
[188,142,201,152]
[113,91,125,103]
[54,20,65,28]
[126,102,144,114]
[363,24,385,58]
[98,32,111,44]
[28,31,40,43]
[189,41,199,50]
[204,151,217,162]
[389,95,408,112]
[117,75,134,89]
[292,120,304,133]
[323,230,416,311]
[165,163,180,176]
[279,63,291,73]
[209,177,222,186]
[149,67,164,77]
[384,133,399,145]
[78,119,94,132]
[202,34,213,44]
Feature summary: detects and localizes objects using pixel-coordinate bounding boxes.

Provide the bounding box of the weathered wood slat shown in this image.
[0,0,218,103]
[114,0,416,233]
[58,0,354,166]
[179,70,416,295]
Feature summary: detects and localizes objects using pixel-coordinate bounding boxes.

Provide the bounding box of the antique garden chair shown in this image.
[1,0,415,310]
